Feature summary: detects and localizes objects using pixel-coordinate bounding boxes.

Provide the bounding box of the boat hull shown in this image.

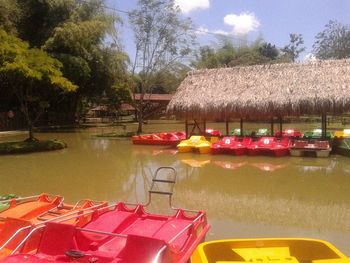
[191,238,348,263]
[1,202,210,263]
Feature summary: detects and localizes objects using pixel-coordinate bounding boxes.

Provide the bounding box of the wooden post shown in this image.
[185,118,189,139]
[240,118,243,136]
[271,118,274,136]
[203,118,206,135]
[279,116,283,134]
[322,113,327,139]
[225,119,229,136]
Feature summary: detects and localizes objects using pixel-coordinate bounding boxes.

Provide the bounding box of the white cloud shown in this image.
[304,53,317,62]
[224,12,260,35]
[174,0,210,14]
[196,26,230,36]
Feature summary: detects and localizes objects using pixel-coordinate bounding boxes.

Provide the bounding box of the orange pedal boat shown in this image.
[0,195,107,259]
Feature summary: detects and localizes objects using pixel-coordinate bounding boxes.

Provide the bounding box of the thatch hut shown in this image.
[167,59,350,137]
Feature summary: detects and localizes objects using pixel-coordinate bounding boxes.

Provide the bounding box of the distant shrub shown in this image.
[0,140,67,154]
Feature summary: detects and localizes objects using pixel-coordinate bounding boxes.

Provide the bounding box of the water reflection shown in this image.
[251,162,287,172]
[214,160,247,170]
[291,157,338,175]
[181,158,211,168]
[152,149,178,156]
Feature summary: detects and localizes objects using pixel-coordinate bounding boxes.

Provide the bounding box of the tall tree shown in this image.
[0,29,77,140]
[43,0,129,118]
[282,33,306,62]
[129,0,194,133]
[313,20,350,59]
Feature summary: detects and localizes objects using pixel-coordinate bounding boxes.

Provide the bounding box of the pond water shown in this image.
[1,121,350,254]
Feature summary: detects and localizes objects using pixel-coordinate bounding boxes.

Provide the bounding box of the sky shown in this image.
[106,0,350,62]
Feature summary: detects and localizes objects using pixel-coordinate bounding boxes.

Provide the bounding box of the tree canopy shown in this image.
[0,29,77,139]
[313,20,350,59]
[192,37,291,69]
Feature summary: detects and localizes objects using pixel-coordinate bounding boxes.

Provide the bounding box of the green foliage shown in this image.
[192,38,289,69]
[313,20,350,59]
[0,0,129,120]
[0,29,77,139]
[282,33,306,62]
[0,139,67,154]
[259,43,279,60]
[0,0,21,35]
[16,0,75,47]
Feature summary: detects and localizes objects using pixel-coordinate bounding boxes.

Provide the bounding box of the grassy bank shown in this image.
[0,139,67,154]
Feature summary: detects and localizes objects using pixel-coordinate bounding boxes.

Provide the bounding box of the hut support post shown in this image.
[279,117,283,134]
[225,119,229,136]
[322,113,327,139]
[271,118,274,136]
[240,118,243,136]
[185,118,189,139]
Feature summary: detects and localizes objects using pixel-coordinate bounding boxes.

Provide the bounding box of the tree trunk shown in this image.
[28,122,34,141]
[137,110,143,134]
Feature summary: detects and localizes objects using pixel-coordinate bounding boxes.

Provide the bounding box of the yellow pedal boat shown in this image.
[334,129,350,138]
[191,238,350,263]
[177,136,211,154]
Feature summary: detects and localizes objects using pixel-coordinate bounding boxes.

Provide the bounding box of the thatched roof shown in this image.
[167,59,350,119]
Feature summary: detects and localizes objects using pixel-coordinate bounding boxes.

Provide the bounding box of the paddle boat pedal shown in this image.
[1,167,210,263]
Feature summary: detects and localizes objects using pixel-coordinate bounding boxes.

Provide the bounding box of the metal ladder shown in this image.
[145,167,177,208]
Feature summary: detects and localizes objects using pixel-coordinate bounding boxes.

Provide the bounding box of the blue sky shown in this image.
[107,0,350,61]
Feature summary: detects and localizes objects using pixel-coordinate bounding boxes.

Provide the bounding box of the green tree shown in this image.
[313,20,350,59]
[43,0,129,117]
[129,0,194,133]
[192,38,288,69]
[0,30,77,140]
[0,0,21,35]
[282,33,305,62]
[0,0,129,123]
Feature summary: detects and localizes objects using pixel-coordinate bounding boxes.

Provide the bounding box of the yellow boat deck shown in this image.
[192,238,350,263]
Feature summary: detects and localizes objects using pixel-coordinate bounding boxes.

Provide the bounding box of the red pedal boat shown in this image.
[275,129,303,138]
[1,168,210,263]
[205,129,222,137]
[247,137,290,157]
[211,137,252,155]
[132,132,186,146]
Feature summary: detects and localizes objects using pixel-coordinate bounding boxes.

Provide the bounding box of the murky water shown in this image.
[1,121,350,254]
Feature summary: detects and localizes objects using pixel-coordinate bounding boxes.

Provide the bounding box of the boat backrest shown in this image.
[117,235,171,263]
[76,210,139,249]
[37,222,76,256]
[280,137,291,146]
[0,217,31,250]
[152,218,192,248]
[242,137,253,145]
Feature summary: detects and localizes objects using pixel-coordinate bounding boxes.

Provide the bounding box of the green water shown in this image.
[1,122,350,254]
